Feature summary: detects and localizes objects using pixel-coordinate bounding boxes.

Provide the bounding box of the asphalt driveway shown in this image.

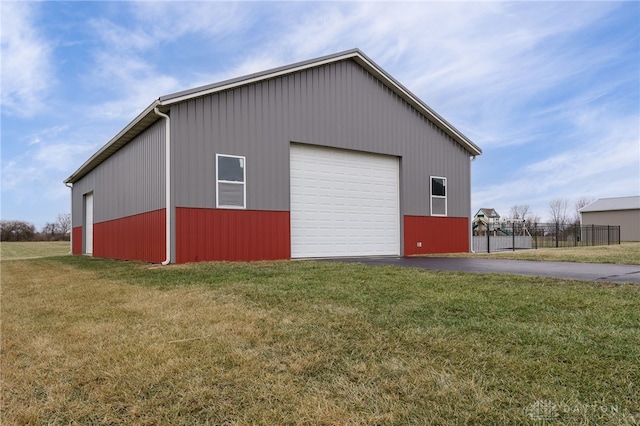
[328,257,640,284]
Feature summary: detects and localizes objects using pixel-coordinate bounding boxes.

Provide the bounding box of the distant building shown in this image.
[579,196,640,241]
[473,208,500,236]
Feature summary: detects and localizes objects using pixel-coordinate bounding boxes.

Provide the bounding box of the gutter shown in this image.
[154,107,172,265]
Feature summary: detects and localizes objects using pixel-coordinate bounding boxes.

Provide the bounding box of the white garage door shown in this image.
[290,144,400,258]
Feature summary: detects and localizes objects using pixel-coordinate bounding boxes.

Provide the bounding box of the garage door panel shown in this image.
[290,144,400,258]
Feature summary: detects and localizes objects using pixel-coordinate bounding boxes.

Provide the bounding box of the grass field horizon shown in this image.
[2,241,639,264]
[0,241,70,260]
[2,250,638,424]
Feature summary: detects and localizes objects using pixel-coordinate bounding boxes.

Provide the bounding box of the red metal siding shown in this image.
[404,216,469,255]
[72,226,83,255]
[176,208,290,263]
[93,209,166,263]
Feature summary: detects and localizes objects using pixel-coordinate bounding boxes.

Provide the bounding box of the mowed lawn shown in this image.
[1,249,638,424]
[1,241,70,260]
[431,241,640,265]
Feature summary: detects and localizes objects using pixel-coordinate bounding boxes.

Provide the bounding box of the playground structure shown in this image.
[472,208,620,252]
[472,207,530,237]
[473,221,620,253]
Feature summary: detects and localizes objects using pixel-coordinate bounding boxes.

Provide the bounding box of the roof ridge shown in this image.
[65,49,481,184]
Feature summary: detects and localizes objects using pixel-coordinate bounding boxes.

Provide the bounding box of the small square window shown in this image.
[216,154,246,208]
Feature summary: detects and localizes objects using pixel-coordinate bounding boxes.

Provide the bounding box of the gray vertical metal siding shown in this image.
[582,210,640,242]
[71,119,165,227]
[171,59,472,218]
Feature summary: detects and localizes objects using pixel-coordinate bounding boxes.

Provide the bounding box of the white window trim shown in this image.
[216,153,246,209]
[430,176,447,216]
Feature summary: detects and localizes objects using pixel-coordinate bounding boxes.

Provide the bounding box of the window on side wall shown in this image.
[216,154,246,209]
[430,176,447,216]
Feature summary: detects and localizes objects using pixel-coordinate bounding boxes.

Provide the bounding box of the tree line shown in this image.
[508,196,594,227]
[1,213,71,242]
[2,197,595,242]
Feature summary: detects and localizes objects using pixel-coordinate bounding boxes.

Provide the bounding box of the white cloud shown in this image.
[86,58,179,121]
[83,22,181,120]
[473,110,640,221]
[82,2,254,121]
[24,125,69,146]
[130,1,251,40]
[0,2,53,116]
[2,1,636,229]
[2,139,97,191]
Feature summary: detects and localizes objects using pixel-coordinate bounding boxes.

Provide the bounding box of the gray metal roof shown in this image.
[579,196,640,212]
[65,48,481,184]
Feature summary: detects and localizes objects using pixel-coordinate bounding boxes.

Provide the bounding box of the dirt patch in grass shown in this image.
[2,257,639,424]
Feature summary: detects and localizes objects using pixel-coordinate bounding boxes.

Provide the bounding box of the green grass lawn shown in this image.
[2,256,638,424]
[432,241,640,265]
[0,241,70,260]
[3,241,638,264]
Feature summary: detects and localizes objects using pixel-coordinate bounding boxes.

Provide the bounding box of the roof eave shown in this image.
[160,49,481,156]
[64,100,161,184]
[65,48,482,184]
[350,52,482,157]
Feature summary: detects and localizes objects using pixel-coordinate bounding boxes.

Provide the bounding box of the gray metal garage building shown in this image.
[64,49,482,263]
[580,196,640,242]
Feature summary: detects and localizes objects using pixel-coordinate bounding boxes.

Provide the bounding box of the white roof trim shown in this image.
[160,51,360,105]
[65,49,481,184]
[158,49,481,156]
[579,196,640,212]
[64,101,160,183]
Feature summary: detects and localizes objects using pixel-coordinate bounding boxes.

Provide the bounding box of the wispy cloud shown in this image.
[82,2,256,121]
[2,133,98,192]
[473,111,640,220]
[130,1,252,40]
[0,2,54,117]
[85,52,179,120]
[1,1,637,228]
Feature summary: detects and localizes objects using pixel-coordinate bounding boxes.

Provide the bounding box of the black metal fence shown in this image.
[472,222,621,253]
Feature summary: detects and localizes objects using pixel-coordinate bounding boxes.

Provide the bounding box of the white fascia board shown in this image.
[64,100,160,183]
[159,51,362,106]
[158,50,481,157]
[352,54,482,157]
[65,49,482,184]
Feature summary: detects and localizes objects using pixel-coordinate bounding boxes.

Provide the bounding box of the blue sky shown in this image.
[2,1,639,229]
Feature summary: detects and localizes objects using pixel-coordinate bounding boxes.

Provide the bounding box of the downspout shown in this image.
[469,155,476,253]
[65,182,73,254]
[154,107,172,265]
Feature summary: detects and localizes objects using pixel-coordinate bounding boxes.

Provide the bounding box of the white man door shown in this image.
[84,192,93,255]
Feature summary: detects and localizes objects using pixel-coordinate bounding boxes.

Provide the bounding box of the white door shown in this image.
[290,144,400,258]
[84,192,93,255]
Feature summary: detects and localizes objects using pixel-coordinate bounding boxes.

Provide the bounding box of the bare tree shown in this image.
[573,196,595,225]
[42,223,57,240]
[0,220,36,241]
[38,213,72,241]
[55,213,71,235]
[509,204,530,220]
[548,197,570,226]
[525,213,541,230]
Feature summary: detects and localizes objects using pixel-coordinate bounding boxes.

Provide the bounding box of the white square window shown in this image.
[216,154,246,208]
[430,176,447,216]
